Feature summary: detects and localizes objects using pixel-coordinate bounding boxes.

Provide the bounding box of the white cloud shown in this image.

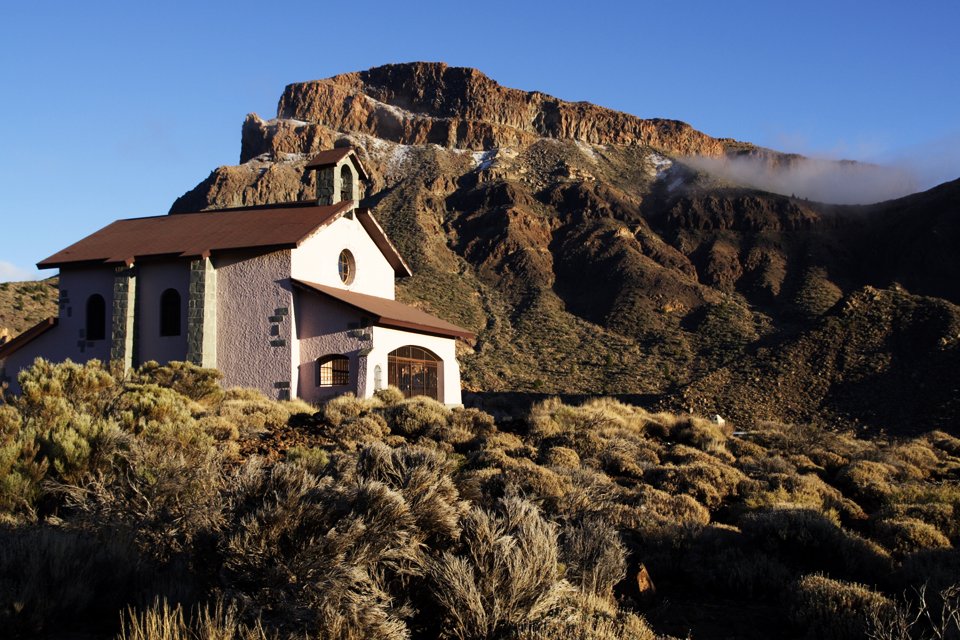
[0,261,42,282]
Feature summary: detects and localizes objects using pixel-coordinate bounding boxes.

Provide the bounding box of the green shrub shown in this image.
[0,404,45,517]
[285,446,331,475]
[216,388,292,436]
[790,574,892,640]
[132,361,223,403]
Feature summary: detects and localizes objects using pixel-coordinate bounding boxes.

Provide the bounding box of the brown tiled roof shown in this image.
[0,317,58,361]
[305,147,370,180]
[292,279,474,340]
[38,202,357,269]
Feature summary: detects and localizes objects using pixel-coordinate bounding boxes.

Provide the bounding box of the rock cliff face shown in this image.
[170,62,960,432]
[241,62,726,162]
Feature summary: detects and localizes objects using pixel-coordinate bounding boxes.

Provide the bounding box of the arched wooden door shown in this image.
[388,346,440,400]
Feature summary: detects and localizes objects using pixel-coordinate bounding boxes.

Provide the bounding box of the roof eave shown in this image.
[0,317,58,361]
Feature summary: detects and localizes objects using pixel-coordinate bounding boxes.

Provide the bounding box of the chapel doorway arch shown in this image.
[387,346,440,401]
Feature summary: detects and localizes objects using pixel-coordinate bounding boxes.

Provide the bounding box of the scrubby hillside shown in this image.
[0,278,57,339]
[1,360,957,639]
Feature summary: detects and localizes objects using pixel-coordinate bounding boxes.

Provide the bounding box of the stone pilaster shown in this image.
[110,265,137,371]
[316,166,336,205]
[186,257,218,368]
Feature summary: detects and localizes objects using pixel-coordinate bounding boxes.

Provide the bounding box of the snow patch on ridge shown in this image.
[472,149,498,171]
[647,153,673,179]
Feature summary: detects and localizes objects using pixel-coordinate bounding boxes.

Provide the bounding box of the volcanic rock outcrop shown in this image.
[170,62,960,432]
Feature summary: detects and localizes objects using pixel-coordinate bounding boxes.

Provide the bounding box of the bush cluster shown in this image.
[0,359,957,639]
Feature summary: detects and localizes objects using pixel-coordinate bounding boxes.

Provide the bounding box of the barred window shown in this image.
[387,346,439,400]
[317,355,349,387]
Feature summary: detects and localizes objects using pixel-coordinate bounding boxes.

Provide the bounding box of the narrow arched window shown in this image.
[340,164,354,202]
[86,294,106,341]
[317,354,349,387]
[160,288,181,337]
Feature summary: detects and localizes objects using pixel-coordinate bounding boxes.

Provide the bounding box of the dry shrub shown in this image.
[541,446,581,469]
[507,599,660,640]
[672,416,733,459]
[321,392,374,427]
[131,361,223,404]
[528,398,647,446]
[644,460,747,510]
[790,574,893,640]
[12,360,125,487]
[464,448,571,507]
[216,388,292,436]
[598,438,658,479]
[618,484,711,533]
[927,430,960,457]
[837,459,899,509]
[445,407,496,446]
[285,446,331,475]
[880,441,942,481]
[744,472,867,523]
[374,385,405,406]
[867,583,960,640]
[383,396,451,438]
[119,597,269,640]
[344,414,392,443]
[872,517,952,557]
[16,358,119,420]
[427,498,571,639]
[222,460,419,639]
[560,518,627,600]
[739,508,891,582]
[674,524,793,598]
[355,443,464,545]
[877,502,959,541]
[0,526,146,636]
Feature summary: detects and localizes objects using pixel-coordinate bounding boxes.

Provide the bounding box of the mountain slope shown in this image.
[95,63,960,431]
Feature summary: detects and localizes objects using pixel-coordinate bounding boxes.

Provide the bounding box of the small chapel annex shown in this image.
[0,148,472,404]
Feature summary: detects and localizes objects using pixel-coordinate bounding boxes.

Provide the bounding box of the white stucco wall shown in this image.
[215,249,295,399]
[367,327,462,405]
[290,213,396,299]
[136,260,190,365]
[292,290,463,406]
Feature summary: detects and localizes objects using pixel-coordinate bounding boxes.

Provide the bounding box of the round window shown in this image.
[338,249,355,284]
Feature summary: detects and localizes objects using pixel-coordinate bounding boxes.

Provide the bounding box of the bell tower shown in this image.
[304,147,370,206]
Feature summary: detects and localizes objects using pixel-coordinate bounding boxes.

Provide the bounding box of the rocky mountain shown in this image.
[115,63,960,432]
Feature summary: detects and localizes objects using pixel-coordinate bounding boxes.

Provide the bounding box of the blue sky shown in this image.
[2,0,958,281]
